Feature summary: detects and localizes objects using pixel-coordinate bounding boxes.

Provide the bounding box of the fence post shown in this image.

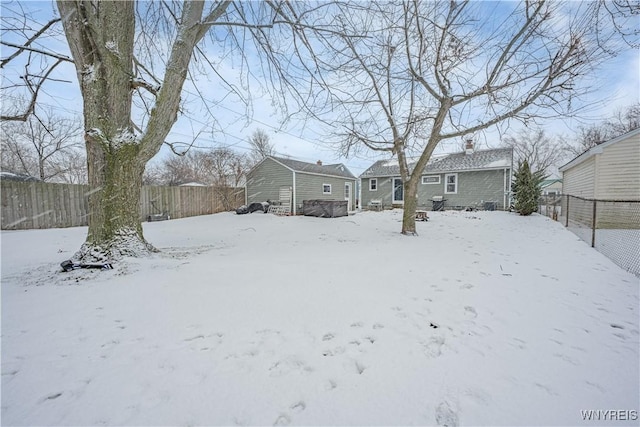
[591,200,597,248]
[565,195,569,227]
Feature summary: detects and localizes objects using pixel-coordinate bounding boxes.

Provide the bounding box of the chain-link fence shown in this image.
[539,195,640,276]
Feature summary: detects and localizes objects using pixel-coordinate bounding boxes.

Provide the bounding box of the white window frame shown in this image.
[369,178,378,191]
[323,183,332,194]
[422,175,441,185]
[444,173,458,194]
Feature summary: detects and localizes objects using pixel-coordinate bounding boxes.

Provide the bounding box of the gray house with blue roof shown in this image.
[246,156,357,215]
[360,145,513,211]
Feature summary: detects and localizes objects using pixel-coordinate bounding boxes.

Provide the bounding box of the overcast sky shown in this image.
[1,1,638,176]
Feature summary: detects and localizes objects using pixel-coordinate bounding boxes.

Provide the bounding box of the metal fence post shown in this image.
[591,200,597,248]
[565,195,569,227]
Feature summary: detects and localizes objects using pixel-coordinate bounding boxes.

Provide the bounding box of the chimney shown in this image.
[465,139,474,155]
[316,160,323,166]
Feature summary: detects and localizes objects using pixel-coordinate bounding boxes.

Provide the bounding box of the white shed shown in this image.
[559,128,640,200]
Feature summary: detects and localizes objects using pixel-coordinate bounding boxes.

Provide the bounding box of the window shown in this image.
[392,178,404,203]
[422,175,441,185]
[444,173,457,194]
[369,178,377,191]
[323,184,332,194]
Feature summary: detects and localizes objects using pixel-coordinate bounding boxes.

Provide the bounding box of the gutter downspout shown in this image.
[503,168,507,210]
[292,171,297,215]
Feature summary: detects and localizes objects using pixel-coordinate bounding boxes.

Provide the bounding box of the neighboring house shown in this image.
[540,179,563,196]
[559,128,640,200]
[245,156,357,214]
[0,171,40,182]
[360,144,513,211]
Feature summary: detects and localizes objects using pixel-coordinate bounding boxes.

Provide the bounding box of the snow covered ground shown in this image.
[1,210,639,426]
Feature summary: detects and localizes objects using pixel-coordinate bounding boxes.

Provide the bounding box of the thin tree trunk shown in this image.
[401,176,419,235]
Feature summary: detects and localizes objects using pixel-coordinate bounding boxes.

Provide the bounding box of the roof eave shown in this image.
[559,128,640,172]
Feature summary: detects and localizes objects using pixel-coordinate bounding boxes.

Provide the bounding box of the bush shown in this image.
[512,160,545,216]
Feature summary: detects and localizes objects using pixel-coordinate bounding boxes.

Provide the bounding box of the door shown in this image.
[279,186,292,210]
[344,182,352,210]
[392,178,404,203]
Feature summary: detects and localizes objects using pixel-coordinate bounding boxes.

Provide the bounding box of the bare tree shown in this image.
[502,128,564,176]
[2,1,338,261]
[54,150,88,184]
[0,108,84,182]
[148,147,248,194]
[564,103,640,157]
[208,147,249,209]
[142,163,164,186]
[247,128,274,165]
[324,1,632,234]
[207,147,248,187]
[0,3,73,122]
[157,152,205,186]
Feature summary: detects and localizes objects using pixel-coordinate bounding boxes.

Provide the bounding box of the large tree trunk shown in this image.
[58,1,152,261]
[57,1,228,261]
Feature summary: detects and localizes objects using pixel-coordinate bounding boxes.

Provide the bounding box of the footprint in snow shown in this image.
[269,357,313,377]
[464,306,477,318]
[322,346,345,357]
[422,336,445,358]
[435,401,459,427]
[290,401,306,413]
[39,392,63,403]
[324,379,337,391]
[273,414,291,426]
[353,360,366,374]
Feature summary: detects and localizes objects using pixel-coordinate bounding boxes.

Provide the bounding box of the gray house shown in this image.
[246,156,357,214]
[360,145,513,211]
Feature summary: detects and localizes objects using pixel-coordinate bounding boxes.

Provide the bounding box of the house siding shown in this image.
[420,169,508,209]
[362,169,509,210]
[594,134,640,200]
[295,172,356,212]
[563,157,595,199]
[361,177,394,207]
[246,158,293,204]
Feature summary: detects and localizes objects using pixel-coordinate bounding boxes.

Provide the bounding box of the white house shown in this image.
[559,128,640,200]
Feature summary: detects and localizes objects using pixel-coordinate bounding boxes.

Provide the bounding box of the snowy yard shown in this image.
[1,210,638,426]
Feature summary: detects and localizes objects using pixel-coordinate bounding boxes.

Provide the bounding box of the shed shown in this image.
[559,128,640,200]
[246,156,357,215]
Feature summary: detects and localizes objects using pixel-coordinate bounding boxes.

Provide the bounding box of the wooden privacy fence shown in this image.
[0,181,245,230]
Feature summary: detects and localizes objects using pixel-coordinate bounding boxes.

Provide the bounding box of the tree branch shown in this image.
[1,18,63,68]
[1,58,65,122]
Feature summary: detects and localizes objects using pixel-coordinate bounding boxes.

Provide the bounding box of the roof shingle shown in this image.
[270,156,356,179]
[359,148,513,178]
